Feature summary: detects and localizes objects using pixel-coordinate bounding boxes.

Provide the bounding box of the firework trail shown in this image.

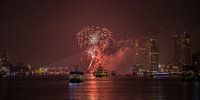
[76,26,114,71]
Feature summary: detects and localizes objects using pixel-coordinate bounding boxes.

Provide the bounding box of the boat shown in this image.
[93,65,108,78]
[111,71,117,76]
[152,72,170,79]
[68,67,84,83]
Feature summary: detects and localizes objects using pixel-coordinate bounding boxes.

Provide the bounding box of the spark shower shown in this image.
[76,26,114,71]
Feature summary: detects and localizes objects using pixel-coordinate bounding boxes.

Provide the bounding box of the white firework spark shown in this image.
[76,26,114,70]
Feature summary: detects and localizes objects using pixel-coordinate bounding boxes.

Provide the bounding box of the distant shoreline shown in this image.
[0,75,188,82]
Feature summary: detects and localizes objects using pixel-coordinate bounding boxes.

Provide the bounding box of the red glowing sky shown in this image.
[0,0,200,66]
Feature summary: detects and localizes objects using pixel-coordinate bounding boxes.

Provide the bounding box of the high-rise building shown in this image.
[171,32,191,64]
[1,50,10,62]
[181,31,191,65]
[171,31,191,71]
[149,35,159,72]
[135,37,150,70]
[192,52,200,73]
[0,50,11,75]
[171,33,181,66]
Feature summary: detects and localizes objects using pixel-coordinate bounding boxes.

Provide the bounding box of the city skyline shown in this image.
[0,1,200,100]
[0,0,200,66]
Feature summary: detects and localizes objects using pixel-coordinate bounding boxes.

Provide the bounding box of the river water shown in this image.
[0,76,199,100]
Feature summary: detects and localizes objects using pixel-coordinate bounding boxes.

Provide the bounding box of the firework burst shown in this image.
[76,26,114,70]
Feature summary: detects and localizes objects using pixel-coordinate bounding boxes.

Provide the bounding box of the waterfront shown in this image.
[0,76,199,100]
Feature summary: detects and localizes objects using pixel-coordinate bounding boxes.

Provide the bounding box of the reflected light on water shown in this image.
[68,83,84,100]
[68,83,83,87]
[86,80,99,100]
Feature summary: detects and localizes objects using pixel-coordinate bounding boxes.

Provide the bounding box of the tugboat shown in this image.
[93,64,108,78]
[69,67,84,83]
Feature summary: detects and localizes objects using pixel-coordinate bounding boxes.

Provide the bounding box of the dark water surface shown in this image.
[0,77,200,100]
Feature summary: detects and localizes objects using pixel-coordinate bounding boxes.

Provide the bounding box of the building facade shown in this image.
[171,31,191,71]
[192,52,200,73]
[171,33,182,66]
[149,35,159,72]
[0,50,11,76]
[135,37,150,70]
[171,32,191,66]
[181,31,191,65]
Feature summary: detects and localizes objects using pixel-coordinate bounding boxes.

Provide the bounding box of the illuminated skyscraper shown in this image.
[149,35,159,71]
[181,31,191,65]
[135,37,150,70]
[171,33,181,66]
[1,50,10,62]
[0,50,11,74]
[192,52,200,73]
[171,32,191,70]
[171,31,191,71]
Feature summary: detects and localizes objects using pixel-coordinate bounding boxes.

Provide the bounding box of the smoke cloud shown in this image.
[102,47,135,74]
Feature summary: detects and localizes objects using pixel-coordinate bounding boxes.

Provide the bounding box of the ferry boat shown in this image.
[68,67,84,83]
[152,72,170,79]
[93,65,108,78]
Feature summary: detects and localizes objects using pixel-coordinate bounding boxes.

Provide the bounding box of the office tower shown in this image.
[171,33,181,66]
[149,35,159,72]
[181,31,191,65]
[135,37,150,70]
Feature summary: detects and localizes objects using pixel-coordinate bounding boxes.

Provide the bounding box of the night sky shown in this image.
[0,0,200,66]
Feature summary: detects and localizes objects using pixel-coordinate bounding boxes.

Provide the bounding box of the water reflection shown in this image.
[68,79,101,100]
[193,82,199,100]
[152,81,164,100]
[67,77,115,100]
[2,77,198,100]
[85,78,114,100]
[85,80,99,100]
[68,83,84,100]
